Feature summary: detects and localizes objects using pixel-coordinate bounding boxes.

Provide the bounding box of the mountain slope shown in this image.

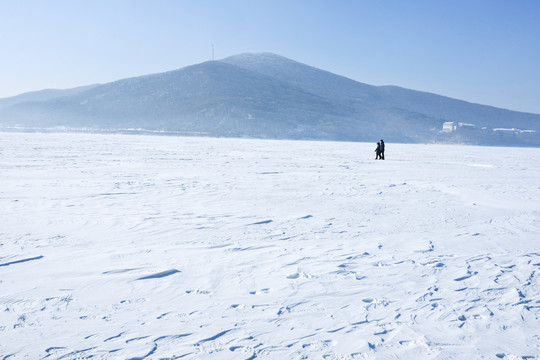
[222,53,379,104]
[0,84,99,110]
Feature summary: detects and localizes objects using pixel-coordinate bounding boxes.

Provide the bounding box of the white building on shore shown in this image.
[442,122,457,132]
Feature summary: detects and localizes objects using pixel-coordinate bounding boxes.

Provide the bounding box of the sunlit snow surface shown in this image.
[1,132,539,359]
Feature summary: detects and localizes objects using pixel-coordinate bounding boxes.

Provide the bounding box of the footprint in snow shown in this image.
[250,288,271,295]
[287,271,311,279]
[362,298,390,306]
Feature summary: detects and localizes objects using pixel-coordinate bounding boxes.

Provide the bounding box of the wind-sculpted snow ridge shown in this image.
[1,132,539,359]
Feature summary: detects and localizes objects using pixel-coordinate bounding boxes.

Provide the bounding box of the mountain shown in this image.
[1,53,539,146]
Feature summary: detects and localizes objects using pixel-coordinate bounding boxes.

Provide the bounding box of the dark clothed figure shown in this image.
[380,140,385,160]
[375,142,381,160]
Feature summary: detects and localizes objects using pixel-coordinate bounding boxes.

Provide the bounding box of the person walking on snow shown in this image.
[375,142,381,160]
[380,139,385,160]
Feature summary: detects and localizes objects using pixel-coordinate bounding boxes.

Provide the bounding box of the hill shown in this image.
[1,53,539,145]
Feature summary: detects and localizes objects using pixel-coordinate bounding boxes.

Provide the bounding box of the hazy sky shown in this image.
[1,0,539,113]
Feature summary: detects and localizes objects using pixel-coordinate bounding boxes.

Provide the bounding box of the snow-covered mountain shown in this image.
[1,53,539,146]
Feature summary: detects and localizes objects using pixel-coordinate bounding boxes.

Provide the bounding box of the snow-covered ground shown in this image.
[1,132,539,359]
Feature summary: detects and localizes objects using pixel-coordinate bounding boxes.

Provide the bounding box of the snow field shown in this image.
[0,132,539,359]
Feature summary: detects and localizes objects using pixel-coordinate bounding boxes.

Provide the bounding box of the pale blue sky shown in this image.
[1,0,539,113]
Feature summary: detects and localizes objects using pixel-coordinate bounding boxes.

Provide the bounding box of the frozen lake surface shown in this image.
[1,132,539,359]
